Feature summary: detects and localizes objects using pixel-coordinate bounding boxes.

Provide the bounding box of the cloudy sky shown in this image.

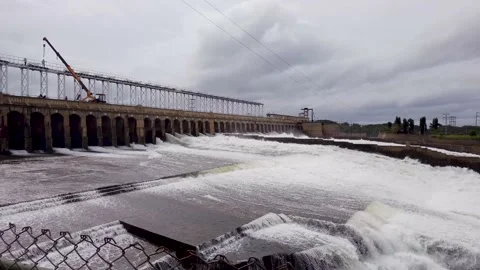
[2,0,480,125]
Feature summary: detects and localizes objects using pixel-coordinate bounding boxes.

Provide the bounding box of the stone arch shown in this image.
[31,112,46,151]
[102,116,112,146]
[190,120,197,136]
[225,122,231,133]
[51,113,65,148]
[182,119,190,134]
[86,114,98,146]
[155,118,163,141]
[205,121,211,134]
[214,121,219,133]
[256,123,260,133]
[250,123,255,133]
[128,117,138,144]
[165,118,173,134]
[197,120,204,134]
[69,114,82,148]
[144,118,153,144]
[235,122,241,133]
[7,111,25,150]
[173,119,181,134]
[219,122,225,133]
[115,117,126,146]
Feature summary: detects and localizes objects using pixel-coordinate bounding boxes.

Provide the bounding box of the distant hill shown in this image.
[314,119,337,124]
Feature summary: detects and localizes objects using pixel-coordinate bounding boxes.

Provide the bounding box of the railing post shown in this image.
[21,68,29,96]
[0,64,7,94]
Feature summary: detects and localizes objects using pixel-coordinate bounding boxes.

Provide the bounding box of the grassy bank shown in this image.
[431,134,480,140]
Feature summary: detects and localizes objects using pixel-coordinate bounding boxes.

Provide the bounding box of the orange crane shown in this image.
[42,37,106,103]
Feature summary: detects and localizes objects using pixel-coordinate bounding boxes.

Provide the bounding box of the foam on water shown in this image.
[412,145,480,158]
[323,138,404,146]
[9,150,32,156]
[143,135,480,269]
[4,134,479,269]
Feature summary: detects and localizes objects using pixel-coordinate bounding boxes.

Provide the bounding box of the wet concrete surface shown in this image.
[0,150,232,205]
[0,178,364,246]
[0,185,252,246]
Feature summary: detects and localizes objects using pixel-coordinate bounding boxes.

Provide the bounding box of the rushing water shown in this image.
[153,134,480,269]
[1,134,479,269]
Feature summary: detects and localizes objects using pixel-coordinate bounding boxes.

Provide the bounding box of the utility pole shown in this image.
[443,113,449,135]
[448,116,456,127]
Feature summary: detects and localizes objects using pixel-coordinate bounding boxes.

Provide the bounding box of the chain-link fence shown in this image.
[0,223,290,270]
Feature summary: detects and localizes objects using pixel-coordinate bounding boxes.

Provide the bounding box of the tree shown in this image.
[387,122,392,129]
[394,116,401,126]
[402,118,408,134]
[420,117,427,135]
[430,118,439,130]
[408,118,415,134]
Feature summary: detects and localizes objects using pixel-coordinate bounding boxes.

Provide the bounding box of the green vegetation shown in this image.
[402,118,408,134]
[408,118,414,133]
[430,118,440,130]
[420,117,427,135]
[338,122,391,137]
[324,116,480,139]
[432,134,480,140]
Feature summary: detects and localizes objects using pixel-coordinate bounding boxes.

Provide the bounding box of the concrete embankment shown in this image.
[260,137,480,174]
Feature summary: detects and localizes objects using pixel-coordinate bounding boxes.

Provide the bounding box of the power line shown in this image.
[179,0,352,121]
[201,0,323,92]
[178,0,309,89]
[443,113,449,135]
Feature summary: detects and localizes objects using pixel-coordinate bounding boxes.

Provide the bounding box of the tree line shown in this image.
[387,116,440,135]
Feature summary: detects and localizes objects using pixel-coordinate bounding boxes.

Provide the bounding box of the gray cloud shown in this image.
[189,0,480,125]
[2,0,480,125]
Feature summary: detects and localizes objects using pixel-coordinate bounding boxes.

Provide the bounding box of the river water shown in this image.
[1,134,479,269]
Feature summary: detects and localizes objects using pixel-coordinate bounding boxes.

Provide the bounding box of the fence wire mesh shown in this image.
[0,223,290,270]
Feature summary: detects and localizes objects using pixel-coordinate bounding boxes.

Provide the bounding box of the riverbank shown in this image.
[242,136,480,174]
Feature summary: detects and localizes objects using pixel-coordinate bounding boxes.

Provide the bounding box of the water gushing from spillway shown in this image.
[149,134,480,269]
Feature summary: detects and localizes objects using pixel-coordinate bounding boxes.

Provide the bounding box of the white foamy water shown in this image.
[322,138,404,146]
[2,134,480,269]
[322,138,480,158]
[411,145,480,158]
[143,135,480,269]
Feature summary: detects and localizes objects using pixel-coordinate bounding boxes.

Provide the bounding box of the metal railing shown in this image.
[0,54,264,116]
[0,223,289,270]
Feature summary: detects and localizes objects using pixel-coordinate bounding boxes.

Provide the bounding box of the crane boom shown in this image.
[42,37,96,101]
